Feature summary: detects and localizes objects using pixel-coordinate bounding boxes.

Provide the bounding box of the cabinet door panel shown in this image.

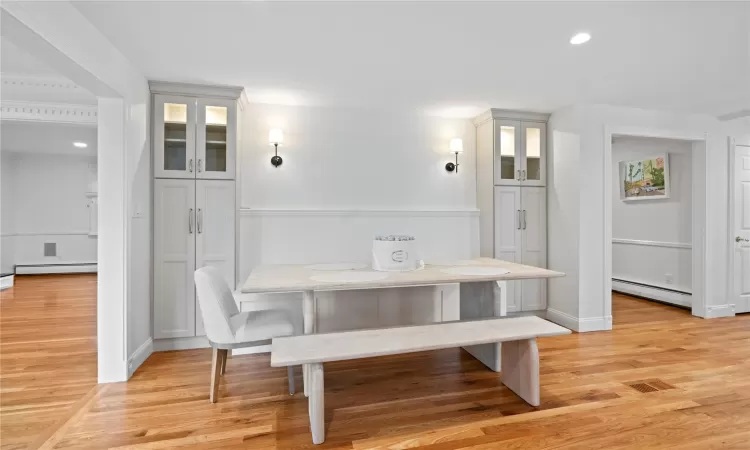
[494,186,522,312]
[196,99,236,180]
[521,187,547,310]
[154,95,197,179]
[494,120,522,186]
[154,179,196,338]
[521,122,546,187]
[195,180,235,336]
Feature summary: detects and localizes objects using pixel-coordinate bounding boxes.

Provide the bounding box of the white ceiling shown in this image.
[73,1,748,118]
[0,37,59,76]
[1,122,97,156]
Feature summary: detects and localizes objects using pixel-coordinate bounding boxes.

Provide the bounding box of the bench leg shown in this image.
[308,362,325,444]
[501,338,540,407]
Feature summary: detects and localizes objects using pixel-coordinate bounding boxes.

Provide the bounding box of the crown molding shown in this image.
[0,100,97,125]
[472,108,550,126]
[148,80,244,100]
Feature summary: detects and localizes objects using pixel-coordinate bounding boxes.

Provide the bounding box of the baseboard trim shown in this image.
[16,263,97,275]
[612,279,692,308]
[153,336,210,352]
[704,304,735,319]
[128,338,153,377]
[0,274,14,291]
[546,308,612,332]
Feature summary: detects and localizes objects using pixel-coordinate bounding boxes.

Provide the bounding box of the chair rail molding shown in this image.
[239,208,480,218]
[612,238,692,249]
[0,100,97,125]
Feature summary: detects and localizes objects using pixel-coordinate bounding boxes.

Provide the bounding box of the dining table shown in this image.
[241,257,565,394]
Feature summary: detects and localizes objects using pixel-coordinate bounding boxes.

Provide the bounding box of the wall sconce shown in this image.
[445,138,463,173]
[269,128,284,167]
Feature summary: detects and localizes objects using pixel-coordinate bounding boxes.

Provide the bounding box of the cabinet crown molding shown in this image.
[148,81,244,100]
[472,109,550,126]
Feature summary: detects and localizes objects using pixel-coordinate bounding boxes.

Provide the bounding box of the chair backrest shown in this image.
[194,266,240,344]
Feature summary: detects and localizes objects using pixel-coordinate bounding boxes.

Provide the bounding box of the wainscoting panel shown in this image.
[612,239,691,294]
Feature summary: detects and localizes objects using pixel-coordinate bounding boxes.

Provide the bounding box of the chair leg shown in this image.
[288,366,295,395]
[210,348,226,403]
[220,349,228,376]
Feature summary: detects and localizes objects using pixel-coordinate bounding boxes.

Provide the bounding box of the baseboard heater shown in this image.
[612,278,691,309]
[15,262,97,275]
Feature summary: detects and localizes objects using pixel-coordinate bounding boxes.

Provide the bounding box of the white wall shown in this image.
[240,104,476,210]
[612,136,692,293]
[546,105,582,321]
[236,104,479,335]
[1,153,17,273]
[1,151,97,266]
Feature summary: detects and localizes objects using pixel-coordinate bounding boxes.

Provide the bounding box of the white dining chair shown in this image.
[194,266,296,403]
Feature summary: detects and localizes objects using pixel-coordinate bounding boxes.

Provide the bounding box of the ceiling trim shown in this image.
[1,73,90,94]
[148,80,244,100]
[1,100,97,125]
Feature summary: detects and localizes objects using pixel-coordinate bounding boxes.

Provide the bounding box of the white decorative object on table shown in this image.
[371,235,424,272]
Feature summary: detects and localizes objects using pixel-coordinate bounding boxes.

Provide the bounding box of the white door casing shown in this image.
[195,180,236,336]
[494,186,522,311]
[733,145,750,313]
[521,187,547,310]
[154,179,196,338]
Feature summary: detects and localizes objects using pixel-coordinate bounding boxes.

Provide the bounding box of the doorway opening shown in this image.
[604,128,707,325]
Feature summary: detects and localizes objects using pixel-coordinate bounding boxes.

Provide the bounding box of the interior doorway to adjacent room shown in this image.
[604,129,707,323]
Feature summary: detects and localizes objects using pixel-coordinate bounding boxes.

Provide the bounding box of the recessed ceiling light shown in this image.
[570,32,591,45]
[73,142,88,148]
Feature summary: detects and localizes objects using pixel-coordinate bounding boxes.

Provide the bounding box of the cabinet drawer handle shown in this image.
[197,208,203,234]
[523,210,527,230]
[517,169,521,181]
[189,208,194,233]
[189,159,194,173]
[522,170,526,181]
[197,159,202,173]
[517,210,521,230]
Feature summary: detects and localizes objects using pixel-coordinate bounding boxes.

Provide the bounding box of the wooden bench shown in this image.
[271,316,570,445]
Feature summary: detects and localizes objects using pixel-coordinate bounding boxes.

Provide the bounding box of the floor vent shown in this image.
[626,380,675,394]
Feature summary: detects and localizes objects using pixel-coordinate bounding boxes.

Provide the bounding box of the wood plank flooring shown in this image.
[3,278,750,449]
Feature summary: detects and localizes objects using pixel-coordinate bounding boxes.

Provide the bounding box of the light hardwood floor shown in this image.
[2,276,750,449]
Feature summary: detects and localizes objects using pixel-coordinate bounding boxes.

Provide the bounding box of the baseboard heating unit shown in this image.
[15,262,97,275]
[612,278,691,309]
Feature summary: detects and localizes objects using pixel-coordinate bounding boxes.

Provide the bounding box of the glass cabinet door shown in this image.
[521,122,546,187]
[494,120,522,185]
[196,99,235,180]
[154,95,196,179]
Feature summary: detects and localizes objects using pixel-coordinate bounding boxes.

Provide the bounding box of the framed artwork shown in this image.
[619,154,670,201]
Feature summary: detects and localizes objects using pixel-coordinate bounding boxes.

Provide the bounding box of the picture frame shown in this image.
[619,153,670,201]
